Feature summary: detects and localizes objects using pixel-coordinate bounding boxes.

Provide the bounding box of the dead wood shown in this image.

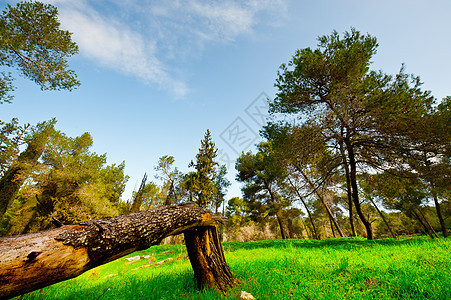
[0,203,237,299]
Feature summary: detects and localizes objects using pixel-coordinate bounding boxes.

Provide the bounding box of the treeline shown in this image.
[0,123,231,236]
[0,119,129,235]
[227,29,449,241]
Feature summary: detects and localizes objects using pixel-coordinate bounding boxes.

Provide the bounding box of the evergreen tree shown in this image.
[0,119,55,216]
[235,142,290,239]
[1,129,128,235]
[189,129,218,208]
[0,119,29,176]
[0,1,79,103]
[212,165,231,213]
[269,28,435,240]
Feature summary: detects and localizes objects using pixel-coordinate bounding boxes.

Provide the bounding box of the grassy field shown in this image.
[17,236,451,299]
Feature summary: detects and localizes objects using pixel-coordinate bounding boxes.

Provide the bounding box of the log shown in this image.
[0,203,238,299]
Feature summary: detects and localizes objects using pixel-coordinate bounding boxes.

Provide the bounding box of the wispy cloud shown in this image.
[40,0,287,97]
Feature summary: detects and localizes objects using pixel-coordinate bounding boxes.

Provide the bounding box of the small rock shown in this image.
[132,257,174,271]
[154,257,173,266]
[240,291,255,300]
[125,255,141,262]
[132,265,150,271]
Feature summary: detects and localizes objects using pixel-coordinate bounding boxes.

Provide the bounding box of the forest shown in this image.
[0,2,450,299]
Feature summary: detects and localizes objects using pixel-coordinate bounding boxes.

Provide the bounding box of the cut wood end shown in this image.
[202,213,212,222]
[202,213,227,225]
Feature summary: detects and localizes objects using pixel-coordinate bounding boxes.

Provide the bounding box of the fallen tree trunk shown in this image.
[0,203,238,299]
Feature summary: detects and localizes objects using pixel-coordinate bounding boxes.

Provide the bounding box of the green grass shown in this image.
[16,236,451,299]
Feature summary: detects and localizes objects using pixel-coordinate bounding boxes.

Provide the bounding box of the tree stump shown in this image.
[185,226,240,293]
[0,203,238,299]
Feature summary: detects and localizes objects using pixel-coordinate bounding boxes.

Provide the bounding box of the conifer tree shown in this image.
[189,129,218,208]
[0,1,79,103]
[270,28,435,240]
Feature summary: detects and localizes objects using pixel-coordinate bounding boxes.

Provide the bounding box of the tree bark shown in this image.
[430,179,448,238]
[265,184,287,239]
[339,140,356,237]
[320,190,345,237]
[329,215,336,238]
[184,226,240,293]
[274,210,287,239]
[0,203,237,299]
[346,142,373,240]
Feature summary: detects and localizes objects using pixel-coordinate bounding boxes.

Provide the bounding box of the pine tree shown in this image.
[189,129,218,208]
[0,1,79,103]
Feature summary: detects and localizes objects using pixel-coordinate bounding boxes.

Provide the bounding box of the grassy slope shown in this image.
[18,236,451,300]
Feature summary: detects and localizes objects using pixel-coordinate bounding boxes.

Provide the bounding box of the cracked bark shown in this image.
[0,203,237,299]
[184,226,240,293]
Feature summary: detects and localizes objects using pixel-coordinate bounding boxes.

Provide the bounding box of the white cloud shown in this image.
[49,1,188,97]
[150,0,287,43]
[187,1,255,41]
[40,0,287,97]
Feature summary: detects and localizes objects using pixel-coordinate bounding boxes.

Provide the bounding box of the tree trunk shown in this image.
[0,126,52,216]
[266,184,287,239]
[287,177,320,239]
[286,216,295,239]
[433,195,448,238]
[329,215,336,238]
[0,203,237,299]
[339,140,356,237]
[275,210,287,239]
[411,208,434,238]
[296,168,344,237]
[430,180,448,238]
[346,142,373,240]
[417,207,439,238]
[320,190,345,237]
[184,226,240,293]
[368,197,397,239]
[299,216,313,239]
[130,173,147,213]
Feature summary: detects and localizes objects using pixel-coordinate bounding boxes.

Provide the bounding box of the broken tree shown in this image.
[0,203,239,299]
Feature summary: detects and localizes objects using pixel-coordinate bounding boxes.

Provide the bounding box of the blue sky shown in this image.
[1,0,451,201]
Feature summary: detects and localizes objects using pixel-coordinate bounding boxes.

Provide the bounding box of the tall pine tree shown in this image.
[189,129,218,208]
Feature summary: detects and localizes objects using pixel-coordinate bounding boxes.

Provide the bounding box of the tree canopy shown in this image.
[0,1,79,103]
[1,127,128,236]
[265,28,448,240]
